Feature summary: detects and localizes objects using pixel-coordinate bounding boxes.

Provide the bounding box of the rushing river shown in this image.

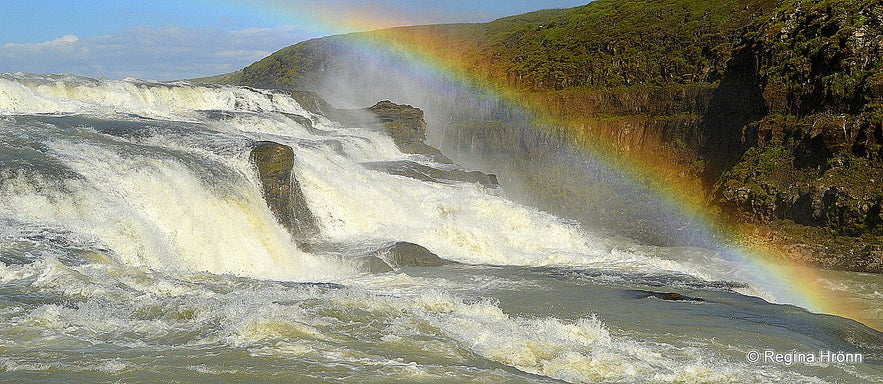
[0,73,880,383]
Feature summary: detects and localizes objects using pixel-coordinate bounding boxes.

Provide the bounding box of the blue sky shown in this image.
[0,1,588,80]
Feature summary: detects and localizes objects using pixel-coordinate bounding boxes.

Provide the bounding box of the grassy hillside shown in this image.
[232,0,773,91]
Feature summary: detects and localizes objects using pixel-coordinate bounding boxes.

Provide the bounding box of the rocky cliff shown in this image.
[710,0,883,271]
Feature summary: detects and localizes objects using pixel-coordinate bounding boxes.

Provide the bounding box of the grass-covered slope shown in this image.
[231,0,773,92]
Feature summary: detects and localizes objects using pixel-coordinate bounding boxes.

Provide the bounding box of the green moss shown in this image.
[751,0,883,115]
[726,145,791,183]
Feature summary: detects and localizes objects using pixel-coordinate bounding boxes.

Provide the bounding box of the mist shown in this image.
[309,39,718,248]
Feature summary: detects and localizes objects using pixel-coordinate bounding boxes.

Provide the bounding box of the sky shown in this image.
[0,0,589,81]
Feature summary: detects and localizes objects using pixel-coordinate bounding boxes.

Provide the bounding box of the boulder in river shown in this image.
[249,141,318,242]
[377,241,447,268]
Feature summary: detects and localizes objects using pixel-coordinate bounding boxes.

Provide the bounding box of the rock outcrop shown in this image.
[355,256,396,273]
[627,290,705,302]
[249,141,318,242]
[271,96,453,163]
[366,101,436,156]
[340,101,452,162]
[708,0,883,271]
[306,240,448,273]
[362,160,498,187]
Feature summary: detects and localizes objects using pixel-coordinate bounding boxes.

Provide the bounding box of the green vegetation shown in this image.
[225,0,776,93]
[712,0,883,244]
[188,71,242,85]
[476,0,775,90]
[751,0,883,116]
[216,0,779,201]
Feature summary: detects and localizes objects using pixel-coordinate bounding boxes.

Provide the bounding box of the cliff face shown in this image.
[204,0,882,271]
[714,0,883,225]
[708,0,883,271]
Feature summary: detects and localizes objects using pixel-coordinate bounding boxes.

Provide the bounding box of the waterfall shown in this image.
[1,73,878,384]
[0,73,739,283]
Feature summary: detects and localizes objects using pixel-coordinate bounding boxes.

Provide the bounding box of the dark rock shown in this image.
[200,110,237,121]
[375,241,446,268]
[278,96,454,163]
[363,160,498,187]
[366,101,453,163]
[627,290,705,302]
[278,281,346,290]
[282,112,324,135]
[366,100,427,151]
[249,141,318,242]
[322,139,346,156]
[296,240,446,273]
[708,0,883,244]
[355,256,395,273]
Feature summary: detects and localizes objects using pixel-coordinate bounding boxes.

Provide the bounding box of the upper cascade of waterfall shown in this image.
[0,73,310,119]
[0,73,759,294]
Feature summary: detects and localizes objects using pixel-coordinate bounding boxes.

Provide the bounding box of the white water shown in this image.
[0,74,879,383]
[0,73,310,119]
[0,73,727,281]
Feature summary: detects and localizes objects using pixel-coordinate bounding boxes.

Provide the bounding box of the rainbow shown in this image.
[238,1,877,330]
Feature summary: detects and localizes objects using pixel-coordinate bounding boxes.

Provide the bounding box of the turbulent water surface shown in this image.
[0,74,880,383]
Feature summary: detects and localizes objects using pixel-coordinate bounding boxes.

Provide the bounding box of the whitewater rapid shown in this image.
[0,74,879,383]
[0,73,726,281]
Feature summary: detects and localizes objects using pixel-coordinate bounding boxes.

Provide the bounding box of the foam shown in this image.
[0,73,309,119]
[1,133,351,282]
[215,281,822,383]
[0,74,874,383]
[0,246,853,383]
[0,73,755,283]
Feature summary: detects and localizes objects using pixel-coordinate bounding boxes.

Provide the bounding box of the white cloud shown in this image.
[1,34,80,49]
[49,35,80,44]
[0,26,309,80]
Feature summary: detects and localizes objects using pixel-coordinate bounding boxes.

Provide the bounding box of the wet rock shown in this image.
[363,160,498,187]
[376,241,447,268]
[282,112,324,135]
[299,240,446,273]
[283,90,337,116]
[627,290,705,302]
[249,141,318,242]
[366,100,427,151]
[355,256,395,273]
[291,97,453,163]
[366,101,452,162]
[322,139,346,156]
[200,109,237,121]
